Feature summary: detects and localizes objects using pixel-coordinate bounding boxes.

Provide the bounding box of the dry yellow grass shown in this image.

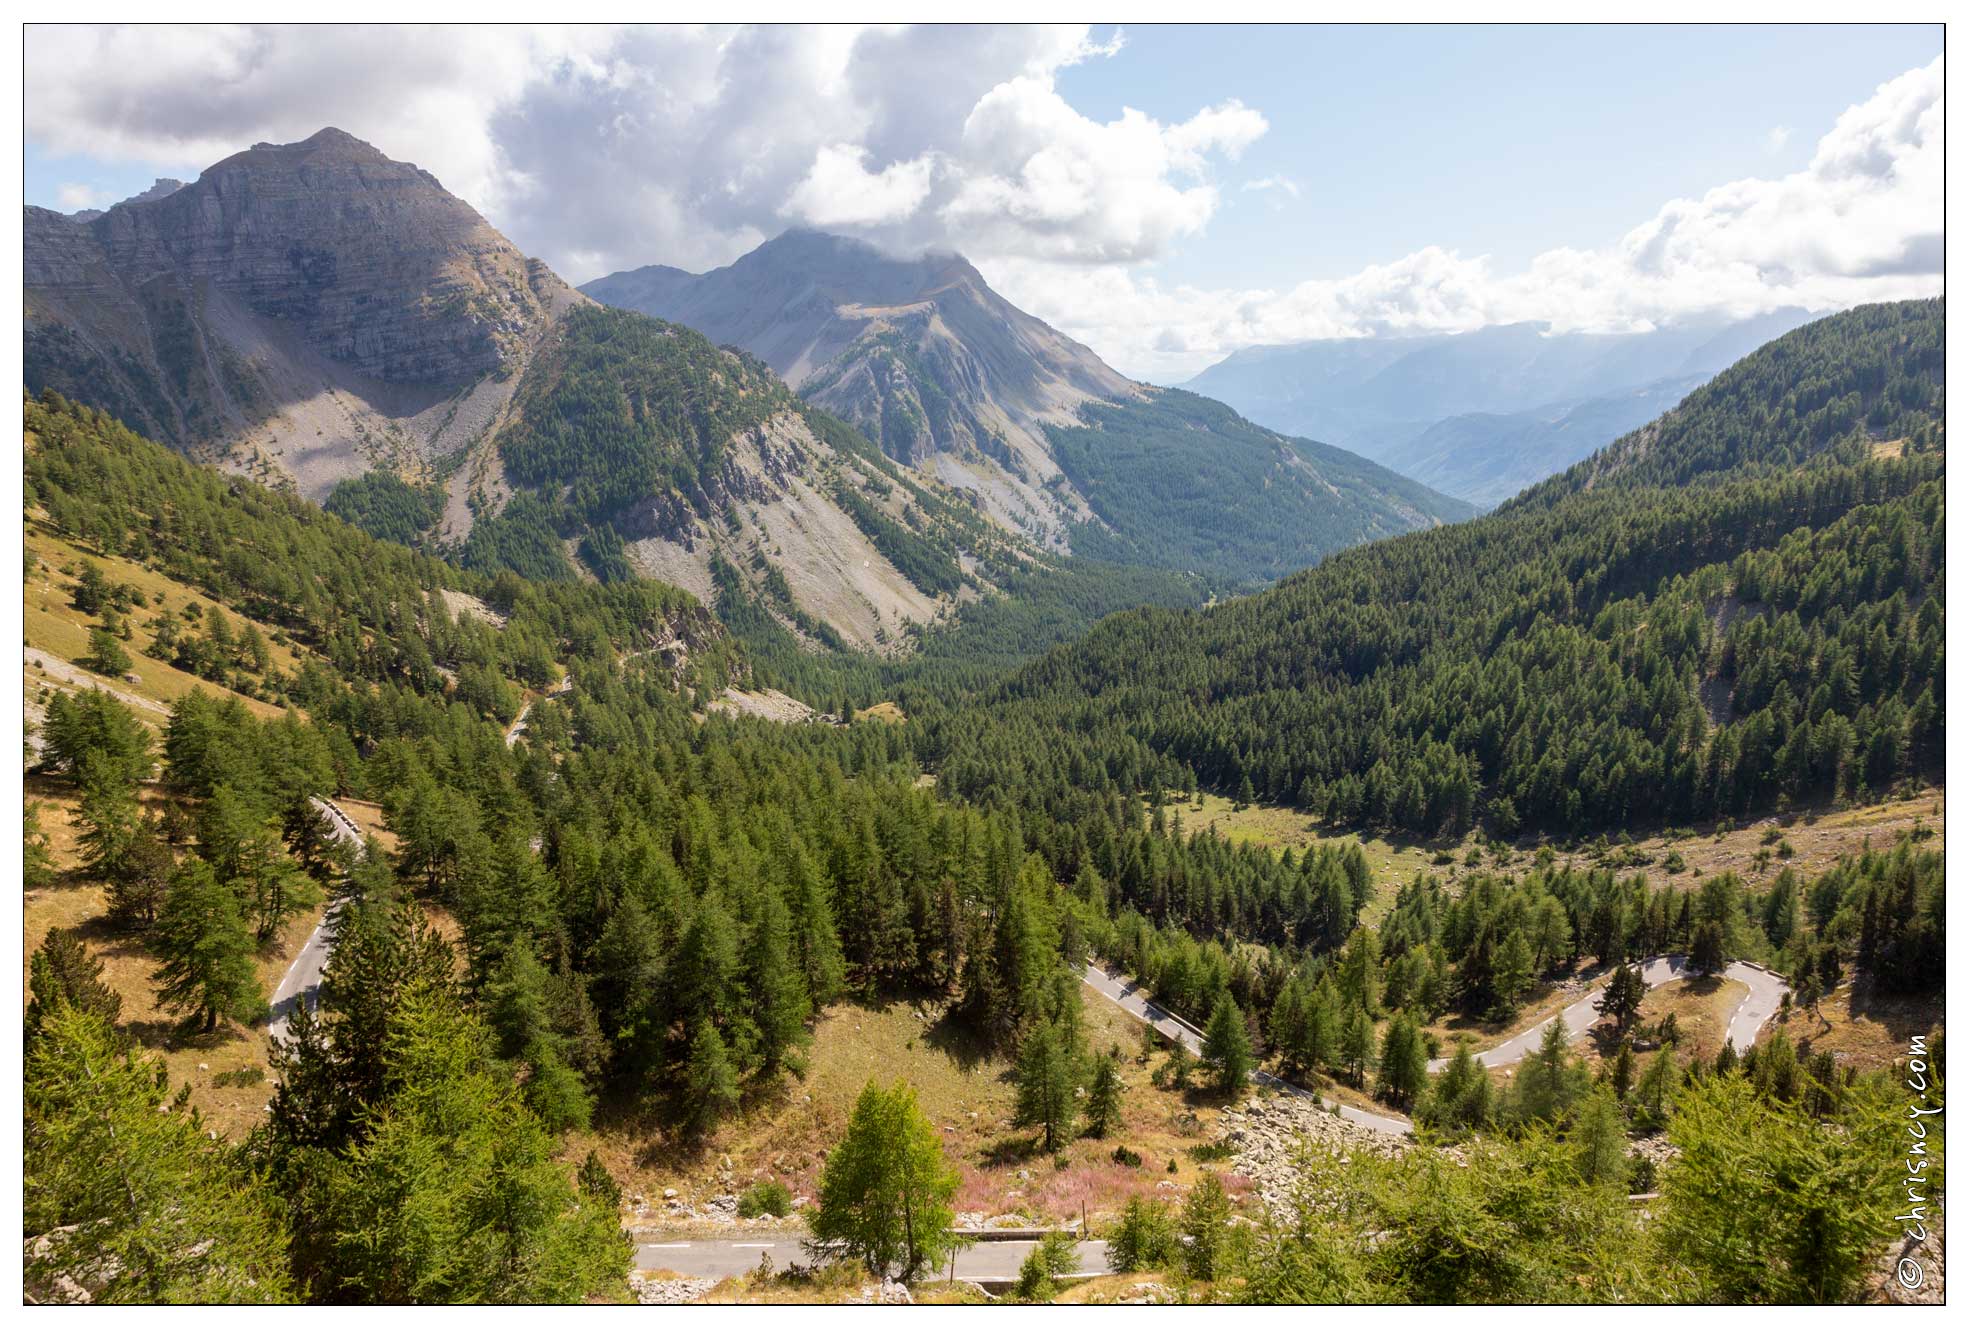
[24,774,324,1137]
[1778,980,1943,1075]
[1574,976,1749,1073]
[24,520,311,725]
[1162,787,1942,921]
[570,985,1257,1232]
[1548,787,1944,892]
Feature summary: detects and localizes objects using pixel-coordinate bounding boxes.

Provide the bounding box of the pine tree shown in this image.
[1339,1005,1376,1087]
[1202,994,1254,1096]
[1609,1042,1636,1102]
[70,560,109,614]
[1492,927,1536,1018]
[303,989,628,1302]
[1180,1172,1233,1281]
[1300,984,1340,1074]
[1507,1018,1588,1125]
[39,687,152,787]
[1417,1041,1492,1134]
[743,883,812,1073]
[25,1004,297,1303]
[683,1020,740,1137]
[74,765,142,884]
[1596,963,1648,1036]
[1660,1073,1902,1302]
[1376,1010,1428,1109]
[85,624,133,677]
[1689,920,1728,977]
[150,860,262,1032]
[675,895,740,1033]
[1570,1088,1629,1188]
[1015,1020,1079,1151]
[1157,1040,1196,1091]
[25,927,123,1047]
[1083,1048,1125,1138]
[578,1150,623,1211]
[104,815,172,930]
[25,801,58,890]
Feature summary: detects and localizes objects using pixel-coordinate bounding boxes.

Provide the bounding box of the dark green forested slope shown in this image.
[321,470,446,547]
[1047,388,1476,582]
[471,304,1064,617]
[1519,297,1943,500]
[925,301,1944,840]
[494,305,789,526]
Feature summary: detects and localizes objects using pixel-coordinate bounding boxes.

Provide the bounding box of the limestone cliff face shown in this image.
[22,129,1012,650]
[583,230,1140,547]
[83,128,550,383]
[25,128,577,500]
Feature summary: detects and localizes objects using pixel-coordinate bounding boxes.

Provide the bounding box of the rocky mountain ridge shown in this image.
[585,230,1139,547]
[26,128,580,506]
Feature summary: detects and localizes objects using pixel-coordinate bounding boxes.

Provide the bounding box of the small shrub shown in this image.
[1014,1230,1081,1301]
[1628,1156,1658,1194]
[1108,1197,1178,1273]
[1187,1141,1234,1163]
[1110,1145,1143,1168]
[212,1066,266,1088]
[737,1179,793,1219]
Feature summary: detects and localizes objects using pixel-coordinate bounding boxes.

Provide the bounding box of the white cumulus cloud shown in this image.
[983,56,1944,379]
[24,29,1943,383]
[784,145,938,228]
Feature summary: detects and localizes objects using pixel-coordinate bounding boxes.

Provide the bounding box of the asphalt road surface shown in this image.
[636,1238,1112,1282]
[267,796,365,1043]
[1080,963,1411,1135]
[1426,955,1790,1072]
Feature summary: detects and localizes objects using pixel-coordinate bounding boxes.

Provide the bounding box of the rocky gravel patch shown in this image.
[1221,1093,1410,1219]
[846,1280,914,1304]
[629,1274,717,1305]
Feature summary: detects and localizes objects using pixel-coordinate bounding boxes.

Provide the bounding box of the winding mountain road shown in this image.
[267,796,365,1043]
[1080,963,1412,1134]
[1424,955,1790,1072]
[1083,953,1789,1134]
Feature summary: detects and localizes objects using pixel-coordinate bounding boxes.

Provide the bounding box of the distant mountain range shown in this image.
[1183,310,1817,506]
[584,231,1473,579]
[585,230,1136,550]
[24,128,1468,653]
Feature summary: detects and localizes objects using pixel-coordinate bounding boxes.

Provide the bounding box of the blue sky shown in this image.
[22,23,1945,379]
[1056,23,1942,290]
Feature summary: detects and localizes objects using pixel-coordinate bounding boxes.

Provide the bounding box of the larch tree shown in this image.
[150,859,262,1032]
[807,1079,962,1281]
[1202,993,1254,1095]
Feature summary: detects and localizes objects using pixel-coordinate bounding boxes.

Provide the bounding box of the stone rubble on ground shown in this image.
[629,1274,717,1305]
[1626,1133,1681,1169]
[847,1280,913,1305]
[1220,1093,1410,1220]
